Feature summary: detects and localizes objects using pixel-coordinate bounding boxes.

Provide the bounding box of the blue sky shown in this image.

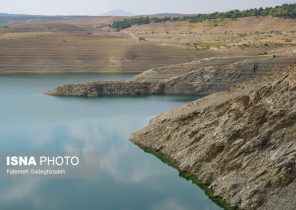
[0,0,295,15]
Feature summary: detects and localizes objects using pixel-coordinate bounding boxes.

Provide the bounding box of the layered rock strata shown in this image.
[131,65,296,210]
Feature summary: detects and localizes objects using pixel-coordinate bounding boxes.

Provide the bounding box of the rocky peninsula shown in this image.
[131,65,296,210]
[45,53,296,209]
[46,55,295,96]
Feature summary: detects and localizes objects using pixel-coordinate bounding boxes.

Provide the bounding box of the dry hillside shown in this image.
[0,16,295,73]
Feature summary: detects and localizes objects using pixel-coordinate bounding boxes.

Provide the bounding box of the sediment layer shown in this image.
[46,55,296,96]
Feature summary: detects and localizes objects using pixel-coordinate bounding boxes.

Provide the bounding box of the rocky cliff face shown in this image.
[131,65,296,210]
[46,55,295,96]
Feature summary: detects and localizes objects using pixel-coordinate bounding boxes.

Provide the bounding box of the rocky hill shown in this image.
[46,55,296,96]
[131,65,296,210]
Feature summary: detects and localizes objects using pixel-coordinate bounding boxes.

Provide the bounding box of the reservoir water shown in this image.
[0,73,222,210]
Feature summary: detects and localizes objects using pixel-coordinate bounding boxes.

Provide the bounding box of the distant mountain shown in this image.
[152,13,187,17]
[100,9,134,17]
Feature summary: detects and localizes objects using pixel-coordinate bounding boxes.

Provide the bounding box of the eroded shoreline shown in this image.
[130,65,296,210]
[135,143,237,210]
[45,55,296,97]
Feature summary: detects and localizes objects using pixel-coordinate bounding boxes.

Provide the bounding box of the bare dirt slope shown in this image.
[0,30,212,73]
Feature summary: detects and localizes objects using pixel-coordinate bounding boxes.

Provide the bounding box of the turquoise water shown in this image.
[0,73,222,210]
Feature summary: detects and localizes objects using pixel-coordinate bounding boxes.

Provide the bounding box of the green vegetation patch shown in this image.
[135,143,238,210]
[112,4,296,30]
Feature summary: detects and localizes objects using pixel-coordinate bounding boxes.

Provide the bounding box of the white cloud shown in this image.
[152,199,187,210]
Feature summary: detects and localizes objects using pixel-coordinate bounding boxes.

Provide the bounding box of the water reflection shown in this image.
[0,74,222,210]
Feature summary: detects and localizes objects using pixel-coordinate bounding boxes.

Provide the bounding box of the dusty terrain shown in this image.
[0,16,295,73]
[131,65,296,210]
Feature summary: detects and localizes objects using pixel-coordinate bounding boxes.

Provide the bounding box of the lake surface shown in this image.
[0,73,222,210]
